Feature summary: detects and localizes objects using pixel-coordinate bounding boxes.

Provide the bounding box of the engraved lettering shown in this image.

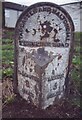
[43,7,47,11]
[52,8,57,14]
[47,74,64,81]
[47,7,51,13]
[39,7,43,12]
[19,41,69,48]
[65,43,69,47]
[66,33,71,41]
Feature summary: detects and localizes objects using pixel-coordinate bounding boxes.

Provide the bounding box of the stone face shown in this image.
[15,2,74,109]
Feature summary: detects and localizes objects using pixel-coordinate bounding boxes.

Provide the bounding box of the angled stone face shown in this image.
[14,2,74,109]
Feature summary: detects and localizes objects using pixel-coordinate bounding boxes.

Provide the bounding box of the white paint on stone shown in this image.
[15,3,74,109]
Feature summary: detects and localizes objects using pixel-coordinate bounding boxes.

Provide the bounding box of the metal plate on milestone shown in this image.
[14,2,74,109]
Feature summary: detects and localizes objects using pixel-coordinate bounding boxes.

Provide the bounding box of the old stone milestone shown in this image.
[14,2,74,109]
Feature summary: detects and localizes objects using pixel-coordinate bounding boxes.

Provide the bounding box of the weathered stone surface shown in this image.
[15,2,74,109]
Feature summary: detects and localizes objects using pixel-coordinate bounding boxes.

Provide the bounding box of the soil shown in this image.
[2,77,80,119]
[2,95,80,119]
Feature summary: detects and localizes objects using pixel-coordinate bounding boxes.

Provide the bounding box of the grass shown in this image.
[75,32,82,40]
[2,39,13,44]
[2,50,14,61]
[72,32,81,91]
[72,55,80,65]
[70,32,81,107]
[2,38,14,77]
[2,44,14,50]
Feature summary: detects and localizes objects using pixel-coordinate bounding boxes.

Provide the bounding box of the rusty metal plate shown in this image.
[14,2,74,109]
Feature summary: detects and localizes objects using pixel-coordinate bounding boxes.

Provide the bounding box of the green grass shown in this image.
[70,32,81,107]
[2,39,13,44]
[75,32,82,40]
[3,30,14,40]
[71,32,81,87]
[3,68,13,77]
[74,46,80,53]
[2,44,14,50]
[72,55,80,65]
[2,50,14,61]
[2,38,14,77]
